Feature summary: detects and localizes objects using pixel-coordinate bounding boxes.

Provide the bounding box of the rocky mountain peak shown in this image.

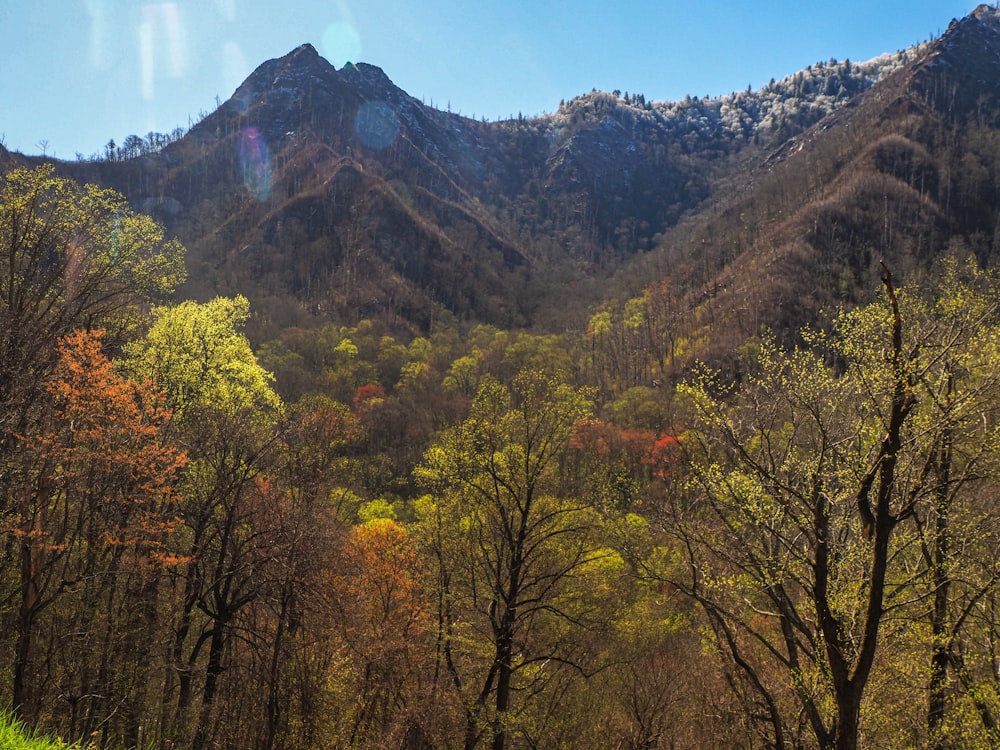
[940,3,1000,45]
[198,44,429,150]
[227,43,337,112]
[910,3,1000,117]
[968,3,1000,25]
[289,42,321,59]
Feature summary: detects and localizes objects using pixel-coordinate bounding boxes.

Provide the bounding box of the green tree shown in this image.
[416,370,602,750]
[0,164,184,516]
[122,295,284,748]
[901,262,1000,747]
[121,295,280,422]
[661,264,1000,749]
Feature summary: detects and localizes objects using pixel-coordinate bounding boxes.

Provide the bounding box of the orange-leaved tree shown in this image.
[328,518,430,744]
[10,328,186,742]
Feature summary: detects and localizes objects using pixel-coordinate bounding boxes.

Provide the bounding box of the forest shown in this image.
[5,149,1000,750]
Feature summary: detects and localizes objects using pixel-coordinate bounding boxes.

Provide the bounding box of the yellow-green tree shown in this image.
[122,295,280,422]
[416,369,603,750]
[122,294,284,749]
[663,262,1000,749]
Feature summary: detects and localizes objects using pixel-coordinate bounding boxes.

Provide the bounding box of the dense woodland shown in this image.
[9,7,1000,750]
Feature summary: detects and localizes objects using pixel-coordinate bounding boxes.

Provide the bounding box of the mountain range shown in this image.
[5,5,1000,367]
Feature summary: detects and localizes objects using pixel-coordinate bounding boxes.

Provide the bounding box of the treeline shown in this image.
[5,165,1000,750]
[71,128,190,163]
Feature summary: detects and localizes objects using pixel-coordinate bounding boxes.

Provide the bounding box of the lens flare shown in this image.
[138,3,187,101]
[213,0,237,22]
[322,21,362,67]
[159,3,185,76]
[239,127,272,201]
[354,101,399,150]
[140,19,155,100]
[85,0,112,70]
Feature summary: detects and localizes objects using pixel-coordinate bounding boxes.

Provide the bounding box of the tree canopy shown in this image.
[122,295,281,422]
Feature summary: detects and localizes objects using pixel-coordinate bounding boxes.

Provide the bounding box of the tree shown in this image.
[121,295,280,422]
[416,369,602,750]
[327,518,430,745]
[7,329,185,735]
[255,395,363,750]
[661,263,1000,749]
[0,164,184,735]
[900,261,1000,747]
[122,295,284,748]
[122,134,144,159]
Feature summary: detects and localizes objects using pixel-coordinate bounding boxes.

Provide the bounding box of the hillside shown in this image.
[37,27,927,342]
[611,4,1000,372]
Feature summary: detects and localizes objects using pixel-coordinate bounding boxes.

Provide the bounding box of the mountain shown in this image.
[16,6,1000,352]
[0,142,28,171]
[643,4,1000,371]
[46,38,905,331]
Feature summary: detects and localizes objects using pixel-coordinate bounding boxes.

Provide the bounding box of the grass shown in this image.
[0,713,81,750]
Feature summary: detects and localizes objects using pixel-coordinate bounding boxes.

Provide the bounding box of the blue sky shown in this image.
[0,1,981,158]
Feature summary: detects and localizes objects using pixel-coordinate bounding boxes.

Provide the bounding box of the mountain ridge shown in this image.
[641,3,1000,370]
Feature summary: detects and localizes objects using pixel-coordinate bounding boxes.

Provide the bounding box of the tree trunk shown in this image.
[12,563,36,722]
[171,554,203,734]
[192,616,229,750]
[928,434,952,747]
[492,619,514,750]
[262,588,290,750]
[826,270,910,750]
[491,525,525,750]
[12,487,44,723]
[834,690,862,750]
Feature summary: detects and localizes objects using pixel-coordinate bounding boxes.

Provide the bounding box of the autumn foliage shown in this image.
[570,418,681,478]
[6,328,188,736]
[326,518,430,744]
[33,328,187,566]
[335,518,428,651]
